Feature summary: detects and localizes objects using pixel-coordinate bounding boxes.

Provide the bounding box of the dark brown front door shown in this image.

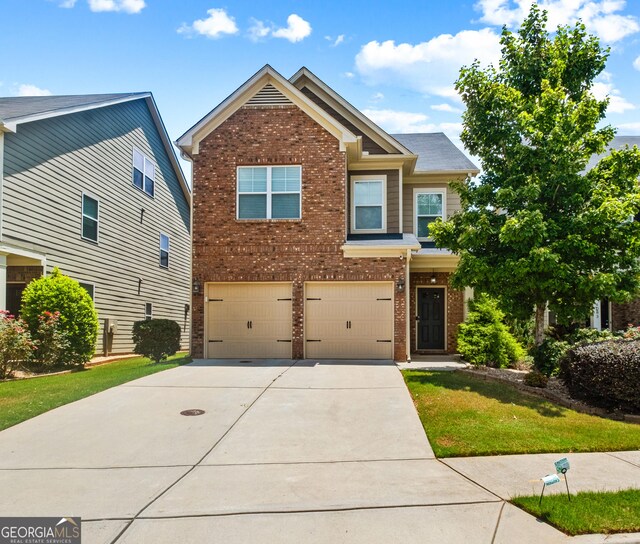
[417,288,445,350]
[7,283,26,317]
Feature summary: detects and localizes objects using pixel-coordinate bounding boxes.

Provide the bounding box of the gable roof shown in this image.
[585,136,640,172]
[289,67,413,156]
[0,93,190,204]
[176,65,357,157]
[392,133,479,173]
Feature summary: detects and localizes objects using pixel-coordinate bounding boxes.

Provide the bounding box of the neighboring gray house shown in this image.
[0,93,191,354]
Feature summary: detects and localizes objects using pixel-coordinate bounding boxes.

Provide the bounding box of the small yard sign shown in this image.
[554,457,570,474]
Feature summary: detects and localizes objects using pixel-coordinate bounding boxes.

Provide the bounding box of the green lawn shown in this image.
[0,354,191,431]
[512,489,640,535]
[402,370,640,457]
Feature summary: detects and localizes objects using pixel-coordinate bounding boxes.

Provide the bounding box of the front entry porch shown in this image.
[0,246,46,316]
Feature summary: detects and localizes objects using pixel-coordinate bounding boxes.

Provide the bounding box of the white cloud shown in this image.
[355,28,502,98]
[17,84,52,97]
[88,0,145,13]
[617,122,640,133]
[272,14,312,43]
[591,80,635,113]
[431,103,463,113]
[475,0,639,43]
[178,8,238,39]
[370,92,384,103]
[634,56,640,71]
[344,72,355,79]
[248,18,270,41]
[325,34,345,47]
[59,0,77,7]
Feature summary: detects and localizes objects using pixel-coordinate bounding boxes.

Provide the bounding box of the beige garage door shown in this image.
[305,282,394,359]
[206,283,292,358]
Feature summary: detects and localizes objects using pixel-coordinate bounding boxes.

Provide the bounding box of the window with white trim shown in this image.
[159,233,169,268]
[133,148,155,196]
[415,190,445,240]
[145,302,153,320]
[351,176,386,232]
[237,166,301,219]
[82,193,99,242]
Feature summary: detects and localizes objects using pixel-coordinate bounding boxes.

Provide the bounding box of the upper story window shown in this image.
[133,148,155,197]
[415,189,445,240]
[237,166,301,220]
[351,175,386,233]
[81,193,99,242]
[159,233,169,268]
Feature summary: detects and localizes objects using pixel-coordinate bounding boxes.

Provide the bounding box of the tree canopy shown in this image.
[430,4,640,343]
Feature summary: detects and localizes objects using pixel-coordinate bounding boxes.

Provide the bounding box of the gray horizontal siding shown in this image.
[3,100,191,354]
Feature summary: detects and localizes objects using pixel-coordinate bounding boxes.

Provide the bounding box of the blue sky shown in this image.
[3,0,640,168]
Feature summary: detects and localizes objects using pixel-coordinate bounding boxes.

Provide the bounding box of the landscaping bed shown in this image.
[512,489,640,536]
[402,370,640,457]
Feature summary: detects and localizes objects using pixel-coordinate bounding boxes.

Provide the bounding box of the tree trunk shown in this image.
[534,303,546,346]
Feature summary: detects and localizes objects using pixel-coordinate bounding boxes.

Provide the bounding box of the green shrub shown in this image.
[0,311,34,379]
[28,311,70,371]
[458,294,526,367]
[524,370,548,388]
[560,339,640,413]
[532,338,570,377]
[132,319,181,363]
[21,268,98,365]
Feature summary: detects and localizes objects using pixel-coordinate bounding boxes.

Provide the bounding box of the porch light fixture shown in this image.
[397,278,405,292]
[192,278,202,295]
[430,274,437,285]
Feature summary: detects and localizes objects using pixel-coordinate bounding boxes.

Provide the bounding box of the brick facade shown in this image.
[612,300,640,331]
[191,105,406,360]
[409,271,464,353]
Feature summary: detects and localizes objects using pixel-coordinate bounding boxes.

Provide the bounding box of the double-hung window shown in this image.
[415,190,445,240]
[351,176,386,232]
[237,166,301,219]
[133,148,155,196]
[82,193,99,242]
[159,233,169,268]
[145,303,153,321]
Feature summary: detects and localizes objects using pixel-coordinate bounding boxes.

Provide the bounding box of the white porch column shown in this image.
[591,300,602,331]
[405,250,411,361]
[0,254,6,311]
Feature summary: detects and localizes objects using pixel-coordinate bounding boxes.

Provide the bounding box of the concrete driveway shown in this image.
[0,359,564,543]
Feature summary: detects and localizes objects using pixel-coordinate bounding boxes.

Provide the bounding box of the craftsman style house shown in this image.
[178,66,478,361]
[0,93,191,354]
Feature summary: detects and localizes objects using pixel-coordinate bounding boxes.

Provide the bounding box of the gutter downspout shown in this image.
[405,248,411,362]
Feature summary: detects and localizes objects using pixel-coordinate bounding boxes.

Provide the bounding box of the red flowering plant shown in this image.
[623,324,640,340]
[29,310,70,371]
[0,310,34,379]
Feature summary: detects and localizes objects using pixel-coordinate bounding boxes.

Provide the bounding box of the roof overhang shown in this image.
[410,251,460,270]
[0,93,191,206]
[342,234,421,258]
[176,65,358,158]
[290,67,415,157]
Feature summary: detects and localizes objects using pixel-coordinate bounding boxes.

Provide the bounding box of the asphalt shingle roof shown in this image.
[391,132,478,172]
[585,136,640,172]
[0,93,147,122]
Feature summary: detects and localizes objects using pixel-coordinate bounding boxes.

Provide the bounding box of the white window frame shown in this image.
[81,192,100,243]
[132,147,155,198]
[79,281,96,300]
[145,302,153,320]
[159,233,170,268]
[350,175,387,234]
[236,165,302,220]
[414,188,446,241]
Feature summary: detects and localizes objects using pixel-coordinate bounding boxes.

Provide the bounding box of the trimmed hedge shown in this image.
[458,294,526,368]
[560,339,640,413]
[532,338,570,377]
[132,319,181,363]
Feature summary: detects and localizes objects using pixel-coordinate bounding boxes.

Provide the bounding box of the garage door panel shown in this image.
[304,282,394,360]
[206,283,292,359]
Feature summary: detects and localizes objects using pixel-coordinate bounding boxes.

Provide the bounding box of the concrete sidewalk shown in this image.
[0,359,637,543]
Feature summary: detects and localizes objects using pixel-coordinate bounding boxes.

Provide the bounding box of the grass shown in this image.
[0,353,191,431]
[512,489,640,535]
[402,370,640,457]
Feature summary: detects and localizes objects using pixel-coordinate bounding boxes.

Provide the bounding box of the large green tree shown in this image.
[431,4,640,345]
